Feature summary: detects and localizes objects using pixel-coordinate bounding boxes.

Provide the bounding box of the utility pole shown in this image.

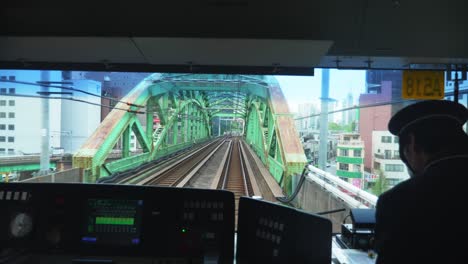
[319,69,330,170]
[38,71,51,176]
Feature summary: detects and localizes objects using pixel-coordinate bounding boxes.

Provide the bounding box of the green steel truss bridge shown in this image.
[73,74,306,194]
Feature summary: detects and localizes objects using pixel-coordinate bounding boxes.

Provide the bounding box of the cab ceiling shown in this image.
[1,0,467,74]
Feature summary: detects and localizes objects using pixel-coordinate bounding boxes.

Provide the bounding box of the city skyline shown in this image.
[276,69,367,113]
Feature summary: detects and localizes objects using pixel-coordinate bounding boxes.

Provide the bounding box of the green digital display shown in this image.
[95,217,135,225]
[83,199,143,246]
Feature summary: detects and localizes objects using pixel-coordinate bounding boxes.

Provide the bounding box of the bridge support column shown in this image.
[122,126,130,158]
[173,120,178,145]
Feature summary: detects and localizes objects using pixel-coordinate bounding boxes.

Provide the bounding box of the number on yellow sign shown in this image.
[402,71,445,99]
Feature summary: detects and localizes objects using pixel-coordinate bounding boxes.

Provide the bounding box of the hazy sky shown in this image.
[275,69,366,112]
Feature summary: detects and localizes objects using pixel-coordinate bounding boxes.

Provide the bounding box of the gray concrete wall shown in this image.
[21,168,82,183]
[293,177,353,233]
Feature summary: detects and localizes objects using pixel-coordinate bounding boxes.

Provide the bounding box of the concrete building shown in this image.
[0,70,105,157]
[372,131,409,188]
[302,132,337,165]
[358,81,392,171]
[358,70,414,172]
[60,79,102,153]
[296,102,319,135]
[0,70,62,155]
[336,133,365,188]
[341,92,356,126]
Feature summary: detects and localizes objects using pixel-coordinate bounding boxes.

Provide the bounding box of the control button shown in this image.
[218,202,224,209]
[213,202,218,209]
[274,222,279,230]
[218,213,223,221]
[21,192,28,201]
[273,248,279,257]
[13,192,20,200]
[207,202,212,209]
[195,201,200,209]
[205,232,215,239]
[276,236,281,244]
[0,191,4,200]
[201,200,206,209]
[211,213,218,221]
[279,223,284,231]
[259,217,264,225]
[183,212,188,220]
[6,191,12,200]
[188,212,194,221]
[256,229,261,237]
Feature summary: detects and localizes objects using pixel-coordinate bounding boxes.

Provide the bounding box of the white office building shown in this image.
[372,131,409,187]
[0,70,102,156]
[0,70,62,155]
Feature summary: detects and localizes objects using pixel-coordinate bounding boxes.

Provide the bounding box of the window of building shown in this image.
[381,136,392,143]
[0,112,5,118]
[385,164,404,172]
[340,149,349,156]
[0,124,5,130]
[394,136,399,143]
[8,100,15,106]
[0,100,5,106]
[339,163,349,171]
[353,149,362,157]
[7,148,14,153]
[387,179,401,186]
[394,150,400,158]
[8,124,14,130]
[0,88,6,94]
[8,88,15,94]
[384,150,392,159]
[8,112,14,118]
[7,136,14,143]
[8,76,15,81]
[353,164,362,172]
[0,76,6,80]
[0,136,5,142]
[0,148,5,153]
[374,161,381,170]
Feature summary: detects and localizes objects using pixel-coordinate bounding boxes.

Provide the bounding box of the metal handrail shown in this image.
[308,165,378,207]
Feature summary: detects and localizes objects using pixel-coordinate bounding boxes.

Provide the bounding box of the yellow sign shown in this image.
[402,70,445,99]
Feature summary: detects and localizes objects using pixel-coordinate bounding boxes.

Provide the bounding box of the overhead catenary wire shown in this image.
[294,88,468,121]
[0,93,144,114]
[0,79,144,108]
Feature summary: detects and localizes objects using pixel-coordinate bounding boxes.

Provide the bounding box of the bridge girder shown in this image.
[73,74,306,193]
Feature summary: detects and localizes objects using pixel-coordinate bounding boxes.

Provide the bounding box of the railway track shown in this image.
[115,138,225,186]
[216,138,256,223]
[144,139,226,187]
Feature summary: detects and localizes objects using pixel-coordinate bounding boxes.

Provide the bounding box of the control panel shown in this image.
[236,197,332,264]
[0,183,234,263]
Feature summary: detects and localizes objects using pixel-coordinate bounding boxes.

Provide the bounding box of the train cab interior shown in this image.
[1,1,468,263]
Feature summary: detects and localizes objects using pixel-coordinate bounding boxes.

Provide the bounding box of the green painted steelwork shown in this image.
[336,156,364,164]
[73,74,307,194]
[336,170,362,178]
[0,163,56,172]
